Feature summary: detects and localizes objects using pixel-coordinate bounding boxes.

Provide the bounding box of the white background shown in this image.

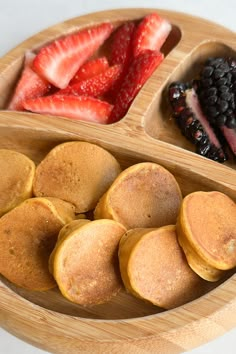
[0,0,235,353]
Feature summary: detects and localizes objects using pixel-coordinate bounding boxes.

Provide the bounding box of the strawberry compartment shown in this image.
[144,41,236,168]
[0,10,181,124]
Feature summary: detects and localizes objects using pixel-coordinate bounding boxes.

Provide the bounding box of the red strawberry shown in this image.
[33,22,114,89]
[22,95,113,124]
[8,52,50,110]
[132,13,171,57]
[108,22,136,99]
[110,22,136,67]
[57,64,122,98]
[109,50,164,123]
[70,56,109,85]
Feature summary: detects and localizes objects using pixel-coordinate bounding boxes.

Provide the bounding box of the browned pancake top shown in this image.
[182,191,236,267]
[0,149,35,215]
[108,162,182,229]
[0,198,72,290]
[127,225,206,309]
[33,141,121,213]
[54,219,126,305]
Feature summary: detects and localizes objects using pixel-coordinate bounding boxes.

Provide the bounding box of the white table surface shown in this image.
[0,0,235,353]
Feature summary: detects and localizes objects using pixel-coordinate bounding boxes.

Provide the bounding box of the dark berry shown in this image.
[219,85,229,93]
[203,66,214,77]
[207,95,217,105]
[207,105,219,118]
[226,117,236,129]
[220,91,232,101]
[202,78,213,88]
[218,62,230,73]
[215,114,227,126]
[217,99,228,113]
[216,77,228,86]
[168,83,227,162]
[214,69,224,79]
[206,87,217,96]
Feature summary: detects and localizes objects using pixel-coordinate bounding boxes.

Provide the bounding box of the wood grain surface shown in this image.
[0,8,235,354]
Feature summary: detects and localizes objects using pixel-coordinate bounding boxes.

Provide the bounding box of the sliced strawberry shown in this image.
[109,50,164,123]
[8,52,50,111]
[108,22,136,100]
[33,22,114,89]
[110,21,136,66]
[132,13,171,57]
[22,95,113,124]
[57,64,122,98]
[70,56,109,85]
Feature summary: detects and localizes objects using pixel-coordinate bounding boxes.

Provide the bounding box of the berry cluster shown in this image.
[197,57,236,129]
[168,56,236,162]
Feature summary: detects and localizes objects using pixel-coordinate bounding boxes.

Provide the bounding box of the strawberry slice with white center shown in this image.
[57,64,122,98]
[109,50,164,123]
[133,13,171,57]
[22,95,113,124]
[33,22,114,89]
[8,51,50,111]
[70,56,109,85]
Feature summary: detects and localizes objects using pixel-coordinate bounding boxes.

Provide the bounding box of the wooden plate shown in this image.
[0,8,235,354]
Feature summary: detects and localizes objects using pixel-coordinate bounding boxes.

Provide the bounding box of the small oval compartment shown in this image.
[144,42,236,169]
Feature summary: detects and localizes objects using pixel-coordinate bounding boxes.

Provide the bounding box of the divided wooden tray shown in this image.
[0,8,235,354]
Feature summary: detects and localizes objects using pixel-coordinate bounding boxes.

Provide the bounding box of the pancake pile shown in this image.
[0,149,35,217]
[94,162,182,229]
[119,225,207,309]
[176,191,236,281]
[0,142,235,310]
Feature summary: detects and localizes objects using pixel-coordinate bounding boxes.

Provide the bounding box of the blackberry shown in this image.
[168,82,227,163]
[197,57,236,129]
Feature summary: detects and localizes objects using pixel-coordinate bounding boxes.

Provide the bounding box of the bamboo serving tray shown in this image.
[0,8,235,354]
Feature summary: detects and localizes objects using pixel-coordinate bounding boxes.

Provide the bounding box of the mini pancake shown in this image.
[118,225,207,309]
[0,149,35,217]
[176,191,236,282]
[94,162,182,229]
[51,219,126,306]
[33,141,121,213]
[0,197,75,291]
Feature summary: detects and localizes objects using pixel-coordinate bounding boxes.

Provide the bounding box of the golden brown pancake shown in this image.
[94,162,182,229]
[0,149,35,216]
[51,219,126,306]
[176,191,236,281]
[33,141,121,213]
[119,225,207,309]
[0,197,75,291]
